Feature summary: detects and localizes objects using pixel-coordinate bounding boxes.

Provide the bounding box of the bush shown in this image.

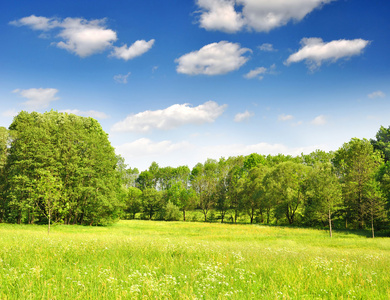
[163,201,182,221]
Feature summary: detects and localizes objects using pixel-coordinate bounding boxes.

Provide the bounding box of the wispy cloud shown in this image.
[368,90,385,99]
[13,88,59,110]
[258,43,276,52]
[244,64,276,80]
[234,110,254,122]
[278,114,294,121]
[114,72,131,84]
[111,101,227,133]
[175,41,251,75]
[285,38,370,71]
[311,115,327,125]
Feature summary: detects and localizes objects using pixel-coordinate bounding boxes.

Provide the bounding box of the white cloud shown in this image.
[10,15,152,59]
[234,110,254,122]
[175,41,251,75]
[55,18,117,57]
[244,67,267,80]
[278,114,294,121]
[285,38,370,71]
[311,115,327,125]
[114,72,131,84]
[13,88,59,110]
[9,15,58,31]
[196,0,245,33]
[258,43,276,52]
[59,109,109,119]
[110,39,155,61]
[368,90,385,99]
[195,0,334,33]
[111,101,227,133]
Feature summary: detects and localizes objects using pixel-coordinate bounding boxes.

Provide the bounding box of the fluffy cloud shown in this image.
[13,88,59,110]
[10,15,153,59]
[59,109,109,119]
[114,72,131,84]
[285,38,370,71]
[278,114,294,121]
[111,39,155,61]
[176,41,250,75]
[196,0,245,33]
[368,90,385,99]
[311,115,327,125]
[196,0,334,33]
[56,18,117,57]
[111,101,227,133]
[234,110,254,122]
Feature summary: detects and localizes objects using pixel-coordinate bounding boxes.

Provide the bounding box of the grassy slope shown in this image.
[0,221,389,299]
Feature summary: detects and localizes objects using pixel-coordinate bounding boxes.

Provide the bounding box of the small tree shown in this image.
[364,179,387,238]
[34,169,63,234]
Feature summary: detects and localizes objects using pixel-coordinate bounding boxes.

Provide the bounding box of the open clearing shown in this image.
[0,221,389,299]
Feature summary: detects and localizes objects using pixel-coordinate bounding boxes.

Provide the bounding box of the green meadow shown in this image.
[0,221,389,299]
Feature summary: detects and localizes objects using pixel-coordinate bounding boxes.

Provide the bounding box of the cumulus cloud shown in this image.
[285,38,370,71]
[111,39,155,61]
[176,41,250,75]
[278,114,294,121]
[368,90,385,99]
[59,109,109,119]
[13,88,59,110]
[55,18,117,57]
[195,0,334,33]
[111,101,227,133]
[114,72,131,84]
[196,0,245,33]
[234,110,254,122]
[258,43,276,52]
[10,15,153,59]
[311,115,327,125]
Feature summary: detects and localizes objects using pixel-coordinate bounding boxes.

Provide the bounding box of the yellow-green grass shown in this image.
[0,221,389,299]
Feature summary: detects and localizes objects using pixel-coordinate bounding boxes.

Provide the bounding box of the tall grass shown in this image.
[0,221,389,299]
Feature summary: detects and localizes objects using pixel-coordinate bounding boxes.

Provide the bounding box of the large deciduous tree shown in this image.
[5,111,121,225]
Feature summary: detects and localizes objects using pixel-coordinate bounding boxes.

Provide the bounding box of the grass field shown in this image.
[0,221,389,299]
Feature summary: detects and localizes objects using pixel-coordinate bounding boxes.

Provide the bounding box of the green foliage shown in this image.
[4,111,121,225]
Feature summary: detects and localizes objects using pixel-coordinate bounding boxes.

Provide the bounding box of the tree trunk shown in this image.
[328,209,332,238]
[371,213,375,239]
[183,210,186,222]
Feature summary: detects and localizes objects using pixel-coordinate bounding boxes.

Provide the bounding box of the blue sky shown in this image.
[1,0,390,171]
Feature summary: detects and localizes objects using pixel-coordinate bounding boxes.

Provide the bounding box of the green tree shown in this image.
[333,138,383,229]
[124,186,142,219]
[6,111,121,225]
[265,161,310,225]
[364,179,387,238]
[304,163,343,237]
[371,125,390,162]
[141,188,162,220]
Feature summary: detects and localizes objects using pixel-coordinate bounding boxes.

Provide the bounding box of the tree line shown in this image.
[1,111,390,237]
